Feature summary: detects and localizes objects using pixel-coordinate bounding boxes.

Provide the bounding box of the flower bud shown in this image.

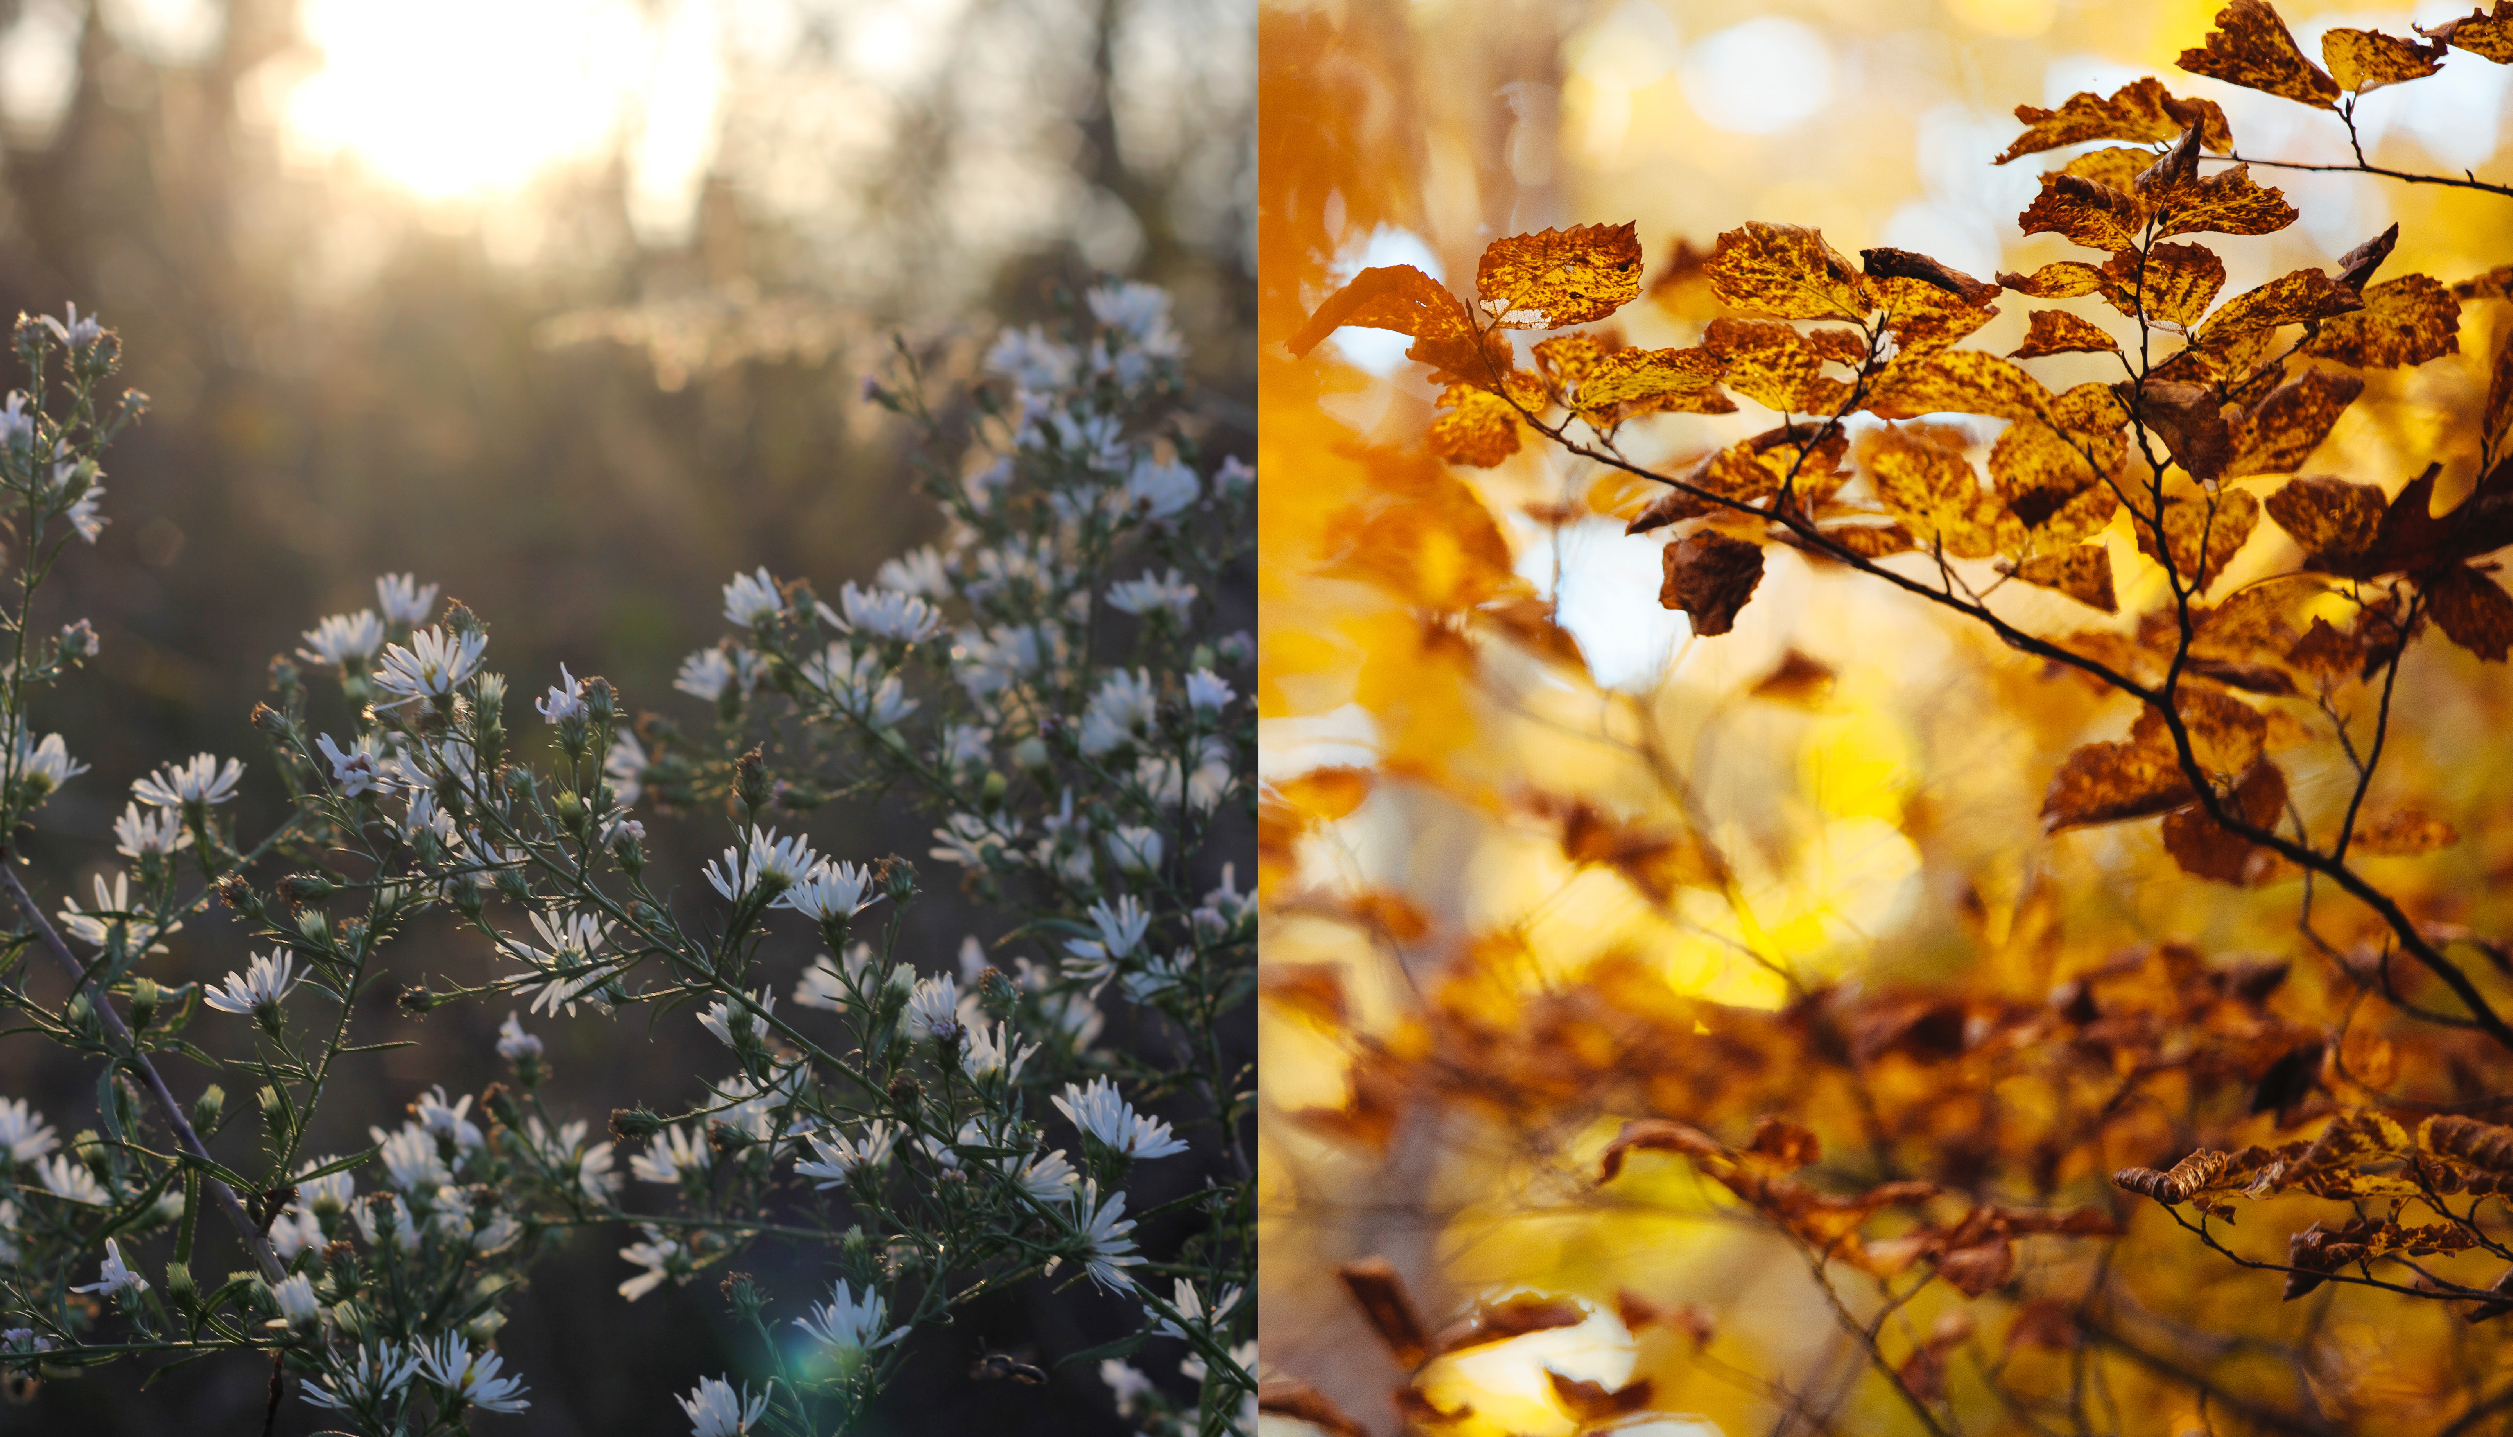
[126,977,159,1034]
[258,1086,292,1148]
[191,1084,225,1135]
[735,748,770,816]
[57,619,95,662]
[582,676,615,724]
[163,1260,197,1312]
[1012,735,1050,774]
[217,873,262,917]
[251,702,289,737]
[608,1106,664,1144]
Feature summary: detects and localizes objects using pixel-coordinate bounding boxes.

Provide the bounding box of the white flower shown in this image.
[697,989,775,1049]
[792,943,874,1011]
[1079,669,1158,756]
[412,1086,484,1150]
[793,1280,909,1359]
[1064,895,1153,980]
[202,951,301,1018]
[799,643,917,727]
[61,468,105,543]
[523,1117,618,1200]
[271,1273,322,1328]
[1004,1148,1078,1201]
[618,1226,684,1301]
[675,646,739,701]
[298,1159,355,1219]
[1119,950,1193,1005]
[38,301,102,349]
[496,1012,543,1063]
[876,545,949,597]
[705,826,819,902]
[1089,282,1185,357]
[418,1334,529,1414]
[0,391,27,449]
[825,580,943,643]
[678,1375,769,1437]
[372,626,487,707]
[903,972,962,1042]
[1185,669,1235,713]
[1053,1077,1188,1161]
[775,860,879,923]
[371,1126,450,1193]
[721,567,783,627]
[57,873,178,953]
[604,732,647,806]
[1123,456,1199,521]
[0,1100,57,1165]
[535,663,587,723]
[11,729,86,797]
[299,610,384,669]
[1068,1180,1144,1292]
[113,802,193,857]
[1101,1359,1154,1416]
[37,1154,107,1204]
[1106,569,1198,626]
[793,1122,897,1188]
[72,1238,148,1296]
[960,1020,1038,1086]
[269,1206,325,1261]
[374,573,439,625]
[942,723,992,768]
[1104,826,1164,880]
[1186,735,1233,812]
[303,1343,425,1413]
[1153,1277,1243,1340]
[986,324,1077,392]
[630,1125,713,1185]
[1215,453,1254,498]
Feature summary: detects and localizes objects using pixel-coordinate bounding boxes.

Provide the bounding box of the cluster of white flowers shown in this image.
[0,295,1249,1436]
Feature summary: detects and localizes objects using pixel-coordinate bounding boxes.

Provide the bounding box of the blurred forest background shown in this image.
[0,0,1251,1432]
[1259,0,2513,1434]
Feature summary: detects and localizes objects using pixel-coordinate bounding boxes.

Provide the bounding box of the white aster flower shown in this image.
[674,645,740,702]
[1153,1277,1243,1340]
[412,1086,484,1150]
[202,951,300,1019]
[605,732,648,805]
[1185,668,1235,713]
[791,943,874,1011]
[303,1344,424,1413]
[1105,825,1163,876]
[37,1154,107,1204]
[826,580,943,643]
[697,989,776,1050]
[986,324,1077,392]
[794,1280,909,1361]
[630,1125,713,1186]
[1068,1180,1144,1292]
[71,1239,148,1297]
[679,1375,769,1437]
[1079,669,1158,756]
[61,467,105,543]
[1089,282,1185,356]
[721,567,784,627]
[56,873,177,954]
[371,1126,450,1193]
[11,729,86,798]
[1122,455,1199,521]
[375,573,439,625]
[371,626,488,707]
[112,801,192,858]
[774,859,879,923]
[297,1159,355,1220]
[299,610,384,669]
[268,1206,325,1261]
[1102,1358,1154,1416]
[525,1117,618,1200]
[792,1121,897,1188]
[1002,1147,1078,1201]
[0,1099,57,1165]
[418,1334,529,1415]
[496,1012,543,1064]
[312,729,385,796]
[1054,1077,1188,1161]
[876,545,949,597]
[705,826,819,902]
[38,301,102,349]
[618,1226,685,1301]
[960,1019,1038,1087]
[535,663,587,723]
[1063,895,1152,980]
[799,642,917,727]
[271,1273,322,1328]
[902,972,962,1043]
[1106,569,1198,626]
[1119,950,1193,1005]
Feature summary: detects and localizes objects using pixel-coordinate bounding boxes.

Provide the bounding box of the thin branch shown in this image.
[2208,151,2513,201]
[0,853,283,1283]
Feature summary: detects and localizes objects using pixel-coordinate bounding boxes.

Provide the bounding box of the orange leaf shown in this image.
[1867,427,2007,559]
[1705,221,1871,321]
[1290,264,1488,378]
[1577,346,1735,417]
[2161,759,2289,884]
[2128,242,2228,328]
[2134,487,2261,593]
[1860,247,2001,306]
[2010,310,2120,359]
[1428,385,1526,468]
[2265,475,2388,562]
[2018,172,2146,252]
[1660,531,1766,636]
[1993,77,2232,164]
[2177,0,2343,110]
[2322,27,2447,92]
[1704,318,1822,412]
[2422,4,2513,62]
[2012,544,2118,612]
[2351,808,2459,855]
[1867,349,2056,425]
[2223,370,2365,479]
[2192,268,2365,351]
[2427,563,2513,661]
[2301,274,2461,368]
[2043,740,2202,830]
[2146,163,2298,239]
[1477,222,1645,329]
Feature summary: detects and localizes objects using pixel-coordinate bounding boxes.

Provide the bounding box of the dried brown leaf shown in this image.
[2303,274,2462,368]
[1477,222,1645,328]
[2178,0,2343,109]
[1661,531,1767,637]
[1994,77,2233,163]
[2011,309,2122,358]
[1706,221,1871,321]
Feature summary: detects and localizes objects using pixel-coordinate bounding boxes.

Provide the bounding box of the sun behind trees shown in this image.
[1261,2,2513,1435]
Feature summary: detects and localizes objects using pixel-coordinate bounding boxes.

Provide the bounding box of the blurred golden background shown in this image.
[0,0,1250,1432]
[1258,1,2513,1434]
